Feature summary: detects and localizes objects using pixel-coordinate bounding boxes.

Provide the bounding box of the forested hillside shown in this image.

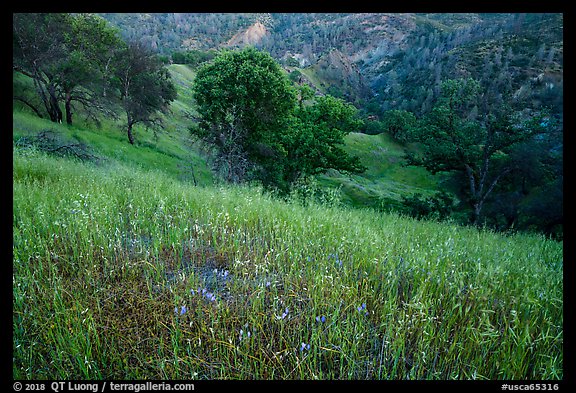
[98,12,563,237]
[100,13,563,115]
[12,13,563,235]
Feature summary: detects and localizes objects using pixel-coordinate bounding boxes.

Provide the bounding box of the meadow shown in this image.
[13,142,563,379]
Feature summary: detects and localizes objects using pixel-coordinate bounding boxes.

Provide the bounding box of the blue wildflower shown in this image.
[357,303,368,316]
[204,291,216,302]
[277,307,289,320]
[300,343,310,351]
[316,315,326,323]
[175,305,187,315]
[328,253,343,267]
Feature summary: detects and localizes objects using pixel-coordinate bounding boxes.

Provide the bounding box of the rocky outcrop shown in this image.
[227,21,268,48]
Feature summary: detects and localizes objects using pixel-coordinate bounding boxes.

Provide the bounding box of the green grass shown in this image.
[13,106,213,186]
[13,145,563,380]
[319,132,447,209]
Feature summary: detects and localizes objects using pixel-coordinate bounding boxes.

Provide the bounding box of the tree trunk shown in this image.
[472,201,483,226]
[127,122,135,145]
[65,91,73,125]
[48,84,62,123]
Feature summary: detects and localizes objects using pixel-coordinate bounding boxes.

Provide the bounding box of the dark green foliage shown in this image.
[113,41,177,144]
[285,56,300,67]
[401,190,455,221]
[59,14,124,125]
[363,119,384,135]
[288,69,303,83]
[192,47,296,183]
[380,109,417,142]
[280,94,366,191]
[406,78,551,226]
[13,13,73,123]
[13,13,562,238]
[192,47,365,191]
[171,49,216,67]
[13,13,123,125]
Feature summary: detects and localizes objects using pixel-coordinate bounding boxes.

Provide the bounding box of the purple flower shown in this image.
[175,305,187,315]
[300,343,310,351]
[203,291,216,302]
[277,307,289,320]
[316,315,326,323]
[193,287,217,303]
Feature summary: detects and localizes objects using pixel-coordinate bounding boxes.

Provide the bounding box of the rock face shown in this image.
[227,21,268,47]
[312,48,372,101]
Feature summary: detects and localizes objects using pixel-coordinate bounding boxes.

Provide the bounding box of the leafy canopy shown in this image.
[113,41,177,144]
[192,47,365,191]
[407,78,550,224]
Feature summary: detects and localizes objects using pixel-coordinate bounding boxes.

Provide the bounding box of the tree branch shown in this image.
[13,96,44,118]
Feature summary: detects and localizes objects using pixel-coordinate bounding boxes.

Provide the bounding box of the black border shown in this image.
[8,1,573,390]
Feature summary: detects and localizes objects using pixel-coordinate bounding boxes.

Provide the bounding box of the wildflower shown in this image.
[265,281,271,288]
[357,303,368,316]
[328,253,342,267]
[300,343,310,351]
[277,307,289,320]
[239,325,253,341]
[204,291,216,302]
[315,315,326,323]
[193,288,217,302]
[175,305,187,315]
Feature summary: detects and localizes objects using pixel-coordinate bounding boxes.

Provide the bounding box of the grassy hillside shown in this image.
[13,144,563,379]
[319,132,447,210]
[13,64,213,186]
[12,62,563,380]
